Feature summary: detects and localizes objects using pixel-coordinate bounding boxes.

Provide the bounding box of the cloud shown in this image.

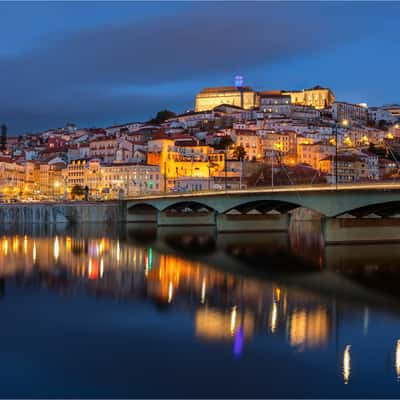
[0,2,398,133]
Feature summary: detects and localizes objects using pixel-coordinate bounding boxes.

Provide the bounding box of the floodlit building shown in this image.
[195,86,259,112]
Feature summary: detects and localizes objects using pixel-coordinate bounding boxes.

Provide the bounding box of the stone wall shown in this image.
[0,202,123,224]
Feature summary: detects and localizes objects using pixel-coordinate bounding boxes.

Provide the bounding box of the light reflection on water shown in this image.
[0,222,399,396]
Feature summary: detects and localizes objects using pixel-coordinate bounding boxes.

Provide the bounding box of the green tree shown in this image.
[0,124,7,153]
[149,110,176,124]
[71,185,85,200]
[232,145,247,160]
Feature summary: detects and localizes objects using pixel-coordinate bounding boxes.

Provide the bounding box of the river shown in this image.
[0,221,399,397]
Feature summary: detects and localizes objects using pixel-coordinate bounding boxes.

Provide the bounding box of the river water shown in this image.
[0,222,400,397]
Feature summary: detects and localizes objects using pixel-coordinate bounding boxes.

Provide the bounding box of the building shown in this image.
[319,152,379,183]
[381,104,400,120]
[147,138,225,190]
[0,158,26,197]
[259,92,292,116]
[100,163,162,198]
[39,157,66,197]
[66,159,162,199]
[283,86,335,109]
[368,107,397,125]
[195,86,259,112]
[233,130,262,160]
[332,102,368,124]
[298,142,335,170]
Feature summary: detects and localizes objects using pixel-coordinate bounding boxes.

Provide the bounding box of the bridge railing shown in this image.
[123,181,400,201]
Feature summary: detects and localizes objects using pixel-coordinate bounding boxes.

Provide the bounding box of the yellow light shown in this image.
[54,181,61,188]
[168,281,173,303]
[388,133,394,139]
[23,235,28,254]
[32,241,36,263]
[100,257,104,278]
[53,236,59,261]
[116,241,120,263]
[343,345,351,384]
[342,119,349,127]
[269,302,278,333]
[2,239,8,256]
[275,287,281,302]
[230,306,237,335]
[200,278,206,304]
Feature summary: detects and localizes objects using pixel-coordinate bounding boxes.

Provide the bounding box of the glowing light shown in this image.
[388,133,394,139]
[100,257,104,278]
[274,287,281,302]
[234,74,244,88]
[233,327,244,357]
[230,306,237,335]
[168,281,173,303]
[343,345,351,384]
[53,236,59,261]
[200,278,206,304]
[116,241,120,262]
[23,235,28,255]
[342,119,349,127]
[269,301,278,333]
[395,340,400,381]
[12,236,19,253]
[32,241,36,263]
[2,239,8,256]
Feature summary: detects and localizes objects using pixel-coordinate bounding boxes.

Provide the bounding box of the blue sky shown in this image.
[0,1,399,134]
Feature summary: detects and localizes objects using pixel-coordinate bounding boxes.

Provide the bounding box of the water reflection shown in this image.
[0,223,400,394]
[343,345,351,384]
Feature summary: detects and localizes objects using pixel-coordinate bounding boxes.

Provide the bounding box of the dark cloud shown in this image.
[0,2,398,133]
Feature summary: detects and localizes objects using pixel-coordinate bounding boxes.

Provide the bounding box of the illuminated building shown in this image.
[147,138,225,190]
[0,158,26,197]
[195,86,259,112]
[283,86,335,109]
[319,152,379,183]
[259,92,291,116]
[233,130,262,160]
[332,101,368,124]
[298,142,335,170]
[39,157,66,198]
[66,159,87,188]
[66,159,162,198]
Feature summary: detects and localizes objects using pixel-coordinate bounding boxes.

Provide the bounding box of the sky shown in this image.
[0,1,399,134]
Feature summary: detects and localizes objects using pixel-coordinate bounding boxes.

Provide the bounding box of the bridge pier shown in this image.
[216,213,290,233]
[322,217,400,244]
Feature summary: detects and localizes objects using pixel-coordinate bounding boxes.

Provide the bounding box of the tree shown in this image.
[148,110,176,124]
[215,136,233,149]
[71,185,85,200]
[0,124,7,153]
[232,145,246,160]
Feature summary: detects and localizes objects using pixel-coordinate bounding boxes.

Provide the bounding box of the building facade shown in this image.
[195,86,259,112]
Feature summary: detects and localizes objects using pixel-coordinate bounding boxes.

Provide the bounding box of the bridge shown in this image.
[125,182,400,243]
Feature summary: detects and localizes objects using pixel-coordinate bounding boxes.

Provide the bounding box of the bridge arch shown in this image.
[127,203,158,215]
[222,199,302,215]
[335,200,400,218]
[161,201,216,214]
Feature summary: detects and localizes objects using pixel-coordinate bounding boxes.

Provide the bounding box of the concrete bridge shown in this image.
[125,183,400,243]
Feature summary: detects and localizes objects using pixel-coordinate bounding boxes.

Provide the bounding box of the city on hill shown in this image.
[0,80,400,201]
